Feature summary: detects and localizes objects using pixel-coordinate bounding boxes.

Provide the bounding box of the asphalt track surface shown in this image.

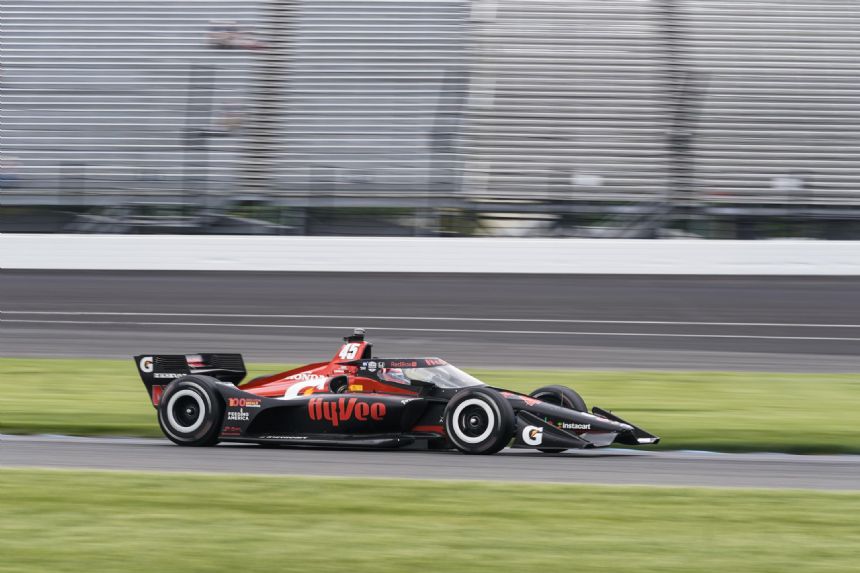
[2,435,857,490]
[2,271,859,488]
[2,271,860,370]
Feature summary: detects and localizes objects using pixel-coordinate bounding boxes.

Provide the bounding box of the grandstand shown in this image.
[2,0,859,236]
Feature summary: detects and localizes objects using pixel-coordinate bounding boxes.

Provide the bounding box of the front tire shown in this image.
[158,375,224,446]
[529,385,587,412]
[444,387,515,455]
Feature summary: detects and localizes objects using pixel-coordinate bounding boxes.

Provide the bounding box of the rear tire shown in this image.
[444,387,515,455]
[158,375,224,446]
[529,385,587,453]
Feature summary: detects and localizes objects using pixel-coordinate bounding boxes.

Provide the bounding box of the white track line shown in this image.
[4,319,860,341]
[2,311,858,329]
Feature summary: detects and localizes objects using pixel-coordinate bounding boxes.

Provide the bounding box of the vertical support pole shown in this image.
[183,63,214,215]
[242,0,292,197]
[654,0,697,234]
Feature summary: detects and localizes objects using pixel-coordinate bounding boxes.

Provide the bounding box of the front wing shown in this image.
[504,393,660,450]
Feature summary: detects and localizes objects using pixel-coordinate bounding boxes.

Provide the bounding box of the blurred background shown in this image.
[3,5,860,570]
[3,0,860,238]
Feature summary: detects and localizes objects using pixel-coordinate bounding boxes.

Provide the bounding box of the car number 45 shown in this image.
[338,343,361,360]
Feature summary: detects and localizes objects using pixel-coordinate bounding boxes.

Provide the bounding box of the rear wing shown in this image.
[134,353,246,406]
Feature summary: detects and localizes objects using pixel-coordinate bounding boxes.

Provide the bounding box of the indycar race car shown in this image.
[134,329,658,454]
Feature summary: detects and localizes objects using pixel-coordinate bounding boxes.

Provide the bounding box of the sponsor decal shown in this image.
[367,361,378,373]
[389,360,418,368]
[227,410,250,422]
[185,354,206,368]
[228,397,261,408]
[424,358,446,366]
[283,373,330,398]
[287,372,328,383]
[557,421,591,430]
[260,435,308,440]
[308,397,386,427]
[522,425,543,446]
[348,384,364,392]
[154,372,182,379]
[221,425,242,436]
[139,356,154,373]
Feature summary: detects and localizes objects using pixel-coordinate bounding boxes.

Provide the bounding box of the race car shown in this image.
[134,329,659,454]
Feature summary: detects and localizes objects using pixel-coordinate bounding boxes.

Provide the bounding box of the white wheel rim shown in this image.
[166,389,206,433]
[451,398,496,444]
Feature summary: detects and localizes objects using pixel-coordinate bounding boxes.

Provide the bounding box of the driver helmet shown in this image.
[379,367,410,385]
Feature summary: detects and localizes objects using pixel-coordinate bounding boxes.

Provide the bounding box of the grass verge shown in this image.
[1,469,859,573]
[1,357,858,453]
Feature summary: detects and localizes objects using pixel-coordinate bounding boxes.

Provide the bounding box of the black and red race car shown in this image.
[134,330,658,454]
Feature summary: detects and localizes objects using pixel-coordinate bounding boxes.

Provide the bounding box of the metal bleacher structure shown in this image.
[2,0,860,236]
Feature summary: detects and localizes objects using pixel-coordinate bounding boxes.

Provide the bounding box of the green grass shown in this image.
[1,358,858,453]
[0,469,858,573]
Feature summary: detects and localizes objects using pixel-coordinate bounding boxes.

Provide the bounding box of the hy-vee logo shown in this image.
[308,397,386,427]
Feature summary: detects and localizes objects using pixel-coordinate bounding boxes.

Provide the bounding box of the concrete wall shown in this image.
[3,235,859,274]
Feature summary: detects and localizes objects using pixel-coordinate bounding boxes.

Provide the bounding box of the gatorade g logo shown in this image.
[308,397,386,427]
[522,425,543,446]
[139,356,154,373]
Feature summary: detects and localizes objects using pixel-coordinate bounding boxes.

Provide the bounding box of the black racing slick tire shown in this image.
[157,375,224,447]
[529,385,587,412]
[529,385,587,453]
[444,387,515,455]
